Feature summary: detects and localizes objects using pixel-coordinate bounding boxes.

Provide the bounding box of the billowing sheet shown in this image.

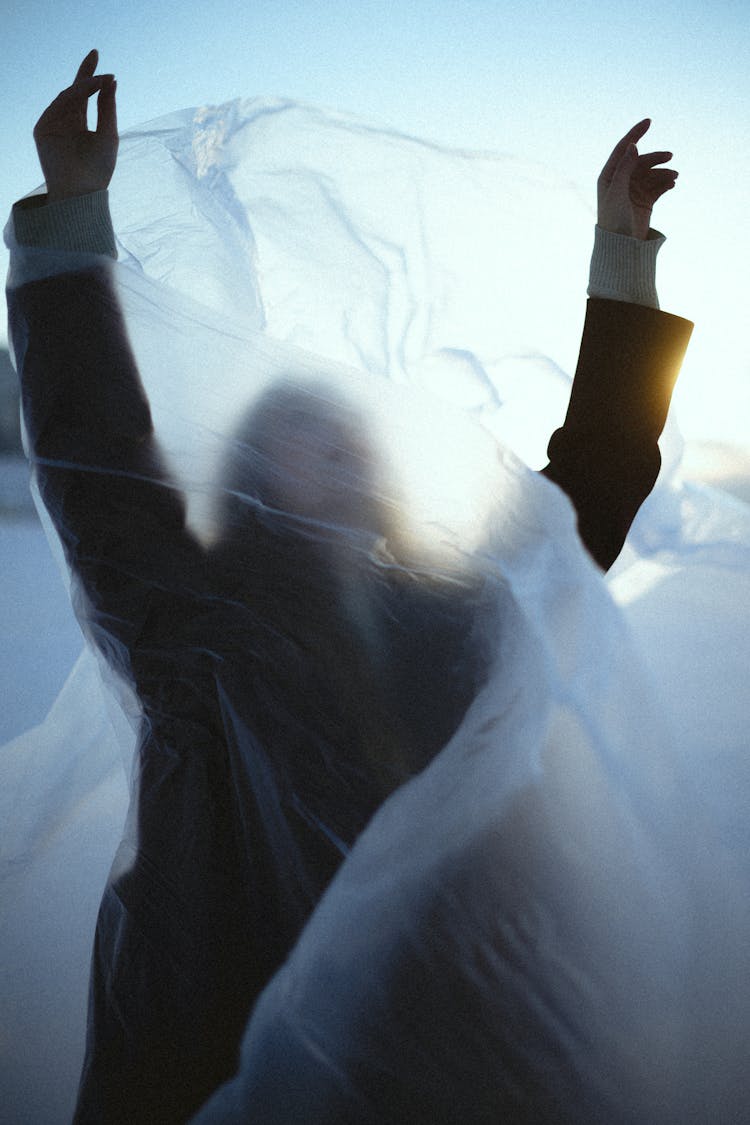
[2,97,749,1124]
[190,526,747,1125]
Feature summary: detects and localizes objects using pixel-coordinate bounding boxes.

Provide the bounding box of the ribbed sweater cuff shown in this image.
[12,190,117,258]
[587,225,663,310]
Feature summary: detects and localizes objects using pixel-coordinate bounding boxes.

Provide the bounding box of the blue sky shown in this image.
[1,0,748,440]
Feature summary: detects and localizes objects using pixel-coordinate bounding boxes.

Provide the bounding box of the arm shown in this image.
[8,54,192,667]
[542,297,691,571]
[541,121,693,570]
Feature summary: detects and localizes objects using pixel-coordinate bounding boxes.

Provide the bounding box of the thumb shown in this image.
[96,76,118,137]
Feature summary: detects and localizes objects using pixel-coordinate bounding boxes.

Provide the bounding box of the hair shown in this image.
[216,379,382,529]
[209,376,420,797]
[207,375,491,808]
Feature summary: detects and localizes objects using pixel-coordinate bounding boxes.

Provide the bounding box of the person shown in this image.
[7,50,692,1124]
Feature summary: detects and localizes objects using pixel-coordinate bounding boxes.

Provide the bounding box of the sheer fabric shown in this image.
[2,98,749,1123]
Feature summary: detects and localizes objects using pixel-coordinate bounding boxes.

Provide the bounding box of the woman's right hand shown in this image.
[33,50,118,203]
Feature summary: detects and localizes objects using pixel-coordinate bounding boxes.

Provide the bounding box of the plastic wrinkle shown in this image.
[2,97,750,1125]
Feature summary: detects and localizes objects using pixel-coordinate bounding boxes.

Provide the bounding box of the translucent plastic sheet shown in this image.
[190,578,743,1125]
[3,98,750,1124]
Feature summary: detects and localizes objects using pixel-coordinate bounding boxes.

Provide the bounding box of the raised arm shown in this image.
[7,53,192,667]
[542,121,693,570]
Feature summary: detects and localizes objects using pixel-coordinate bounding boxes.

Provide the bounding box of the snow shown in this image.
[0,513,83,745]
[0,483,127,1125]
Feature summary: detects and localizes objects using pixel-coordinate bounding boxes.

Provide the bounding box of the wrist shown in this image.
[45,180,111,204]
[588,225,664,310]
[631,210,651,241]
[598,215,651,241]
[12,189,117,258]
[46,188,96,204]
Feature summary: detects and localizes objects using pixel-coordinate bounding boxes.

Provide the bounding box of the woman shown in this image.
[7,51,691,1123]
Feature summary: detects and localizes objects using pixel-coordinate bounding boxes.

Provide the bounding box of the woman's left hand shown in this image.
[597,119,678,240]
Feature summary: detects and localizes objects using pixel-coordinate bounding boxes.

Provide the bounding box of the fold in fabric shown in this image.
[2,98,750,1124]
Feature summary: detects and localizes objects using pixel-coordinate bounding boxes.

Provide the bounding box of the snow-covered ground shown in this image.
[0,516,83,745]
[0,460,126,1125]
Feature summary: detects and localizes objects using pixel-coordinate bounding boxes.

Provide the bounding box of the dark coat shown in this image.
[8,266,692,1123]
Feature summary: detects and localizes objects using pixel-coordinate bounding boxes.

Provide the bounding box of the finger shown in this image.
[632,170,678,207]
[74,74,114,95]
[650,178,678,201]
[41,77,113,119]
[75,49,99,82]
[638,166,679,185]
[34,75,113,135]
[638,150,673,169]
[600,119,651,179]
[96,77,118,137]
[648,170,679,189]
[622,118,652,144]
[49,74,112,109]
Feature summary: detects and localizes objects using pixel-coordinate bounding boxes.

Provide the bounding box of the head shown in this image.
[217,377,394,543]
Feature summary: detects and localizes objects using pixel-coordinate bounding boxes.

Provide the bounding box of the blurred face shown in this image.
[254,391,379,528]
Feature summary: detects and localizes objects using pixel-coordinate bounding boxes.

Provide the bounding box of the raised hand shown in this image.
[597,120,678,240]
[33,50,118,203]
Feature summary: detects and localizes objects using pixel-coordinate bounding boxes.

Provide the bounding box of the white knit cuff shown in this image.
[587,225,664,310]
[12,190,117,258]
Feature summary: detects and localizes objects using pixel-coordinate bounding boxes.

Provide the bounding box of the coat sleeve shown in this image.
[7,263,195,678]
[541,297,693,571]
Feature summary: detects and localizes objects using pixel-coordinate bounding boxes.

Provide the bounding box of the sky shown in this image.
[1,0,748,442]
